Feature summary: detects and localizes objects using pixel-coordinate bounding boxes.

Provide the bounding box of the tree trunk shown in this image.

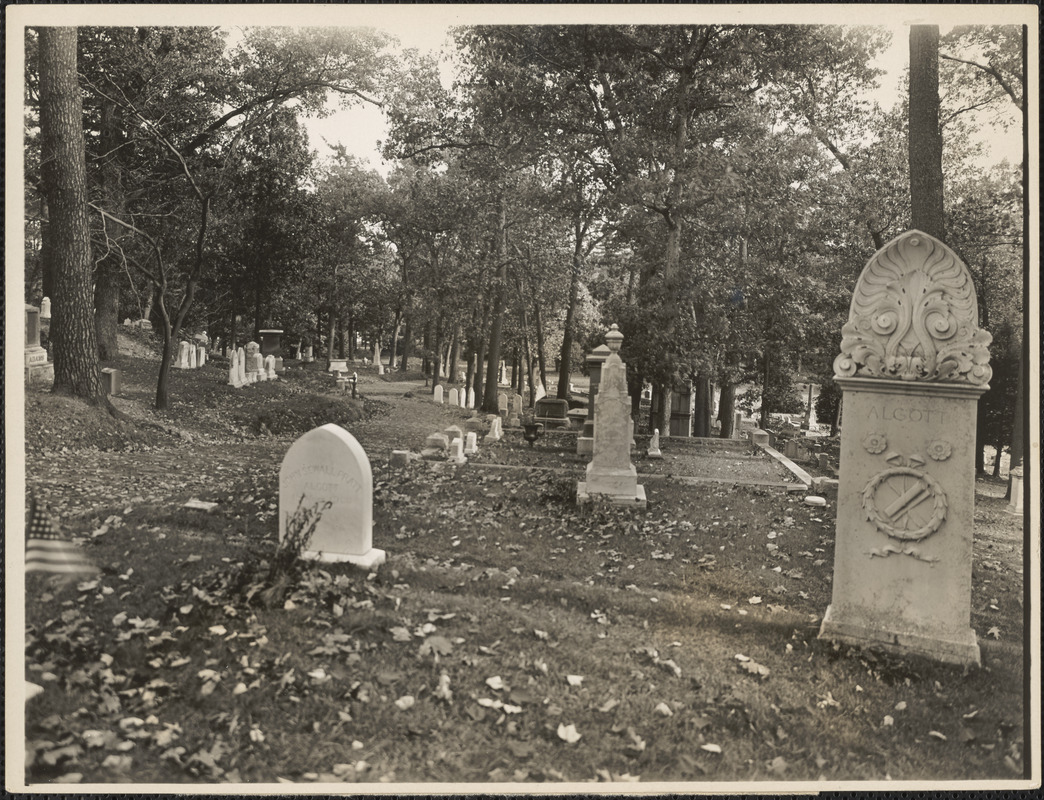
[533,296,547,391]
[909,25,946,241]
[400,316,412,373]
[389,310,401,369]
[448,326,461,384]
[94,96,124,362]
[693,375,711,437]
[759,352,771,429]
[326,314,336,362]
[718,380,735,438]
[558,245,583,399]
[94,257,121,361]
[432,316,445,390]
[39,27,100,401]
[481,197,509,412]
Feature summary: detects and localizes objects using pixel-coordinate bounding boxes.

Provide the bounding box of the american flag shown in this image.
[26,495,98,576]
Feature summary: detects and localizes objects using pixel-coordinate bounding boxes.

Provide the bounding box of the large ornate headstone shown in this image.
[819,230,991,667]
[577,343,612,455]
[279,424,385,569]
[577,324,646,507]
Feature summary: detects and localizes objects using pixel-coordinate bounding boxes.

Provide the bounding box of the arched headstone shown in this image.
[819,230,990,667]
[279,424,385,569]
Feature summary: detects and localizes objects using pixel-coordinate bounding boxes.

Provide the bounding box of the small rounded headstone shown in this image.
[803,495,827,507]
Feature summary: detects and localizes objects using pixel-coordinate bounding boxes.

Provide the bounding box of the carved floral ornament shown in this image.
[834,230,992,386]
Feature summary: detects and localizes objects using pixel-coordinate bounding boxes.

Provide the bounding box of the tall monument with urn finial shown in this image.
[577,324,646,508]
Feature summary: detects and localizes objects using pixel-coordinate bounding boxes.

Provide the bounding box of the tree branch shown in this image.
[940,52,1022,109]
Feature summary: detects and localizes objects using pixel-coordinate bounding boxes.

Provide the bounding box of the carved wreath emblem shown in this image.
[862,467,947,542]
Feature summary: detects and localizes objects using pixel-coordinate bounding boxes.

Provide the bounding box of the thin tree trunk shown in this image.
[448,326,460,384]
[94,257,121,361]
[557,249,582,400]
[390,310,401,369]
[481,197,509,412]
[39,26,100,401]
[400,316,412,373]
[909,25,946,241]
[533,296,547,391]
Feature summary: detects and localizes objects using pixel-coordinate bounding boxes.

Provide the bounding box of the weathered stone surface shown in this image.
[647,428,663,459]
[819,231,988,667]
[279,424,385,569]
[433,385,444,404]
[578,325,645,507]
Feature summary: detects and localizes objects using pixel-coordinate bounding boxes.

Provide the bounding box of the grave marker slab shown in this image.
[279,424,385,569]
[818,230,990,667]
[464,431,478,455]
[434,385,444,404]
[448,388,459,407]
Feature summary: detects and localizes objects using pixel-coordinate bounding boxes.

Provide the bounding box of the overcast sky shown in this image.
[302,20,1022,177]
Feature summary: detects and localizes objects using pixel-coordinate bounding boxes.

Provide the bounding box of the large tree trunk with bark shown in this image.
[718,380,735,438]
[39,27,101,401]
[909,25,946,241]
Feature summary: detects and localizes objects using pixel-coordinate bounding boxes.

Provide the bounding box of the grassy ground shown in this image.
[20,333,1029,787]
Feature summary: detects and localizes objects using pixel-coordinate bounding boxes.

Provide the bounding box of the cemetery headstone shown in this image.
[303,345,314,363]
[442,425,464,444]
[40,297,51,319]
[459,389,467,408]
[188,344,197,369]
[577,325,646,507]
[448,437,467,465]
[174,341,191,369]
[265,355,278,380]
[228,350,242,387]
[498,393,509,416]
[245,342,262,375]
[818,230,991,667]
[434,385,444,404]
[464,431,479,455]
[448,388,459,406]
[1007,466,1024,514]
[237,347,247,386]
[390,450,411,468]
[259,329,284,372]
[733,411,743,439]
[100,367,120,396]
[279,424,386,569]
[425,432,450,451]
[328,357,349,373]
[197,345,207,367]
[647,428,663,459]
[484,417,503,443]
[467,388,476,409]
[749,429,769,446]
[24,305,54,386]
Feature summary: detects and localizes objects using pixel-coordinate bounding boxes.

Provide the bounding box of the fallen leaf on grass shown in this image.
[557,723,581,744]
[816,692,841,709]
[390,626,412,642]
[988,627,1001,639]
[486,676,505,690]
[768,756,788,775]
[419,635,453,657]
[883,715,894,726]
[394,695,415,710]
[655,702,673,717]
[739,660,771,678]
[434,673,453,703]
[598,698,619,713]
[748,596,762,605]
[566,674,584,687]
[929,730,947,741]
[701,743,722,754]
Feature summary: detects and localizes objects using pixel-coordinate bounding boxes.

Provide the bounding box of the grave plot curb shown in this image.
[755,442,813,490]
